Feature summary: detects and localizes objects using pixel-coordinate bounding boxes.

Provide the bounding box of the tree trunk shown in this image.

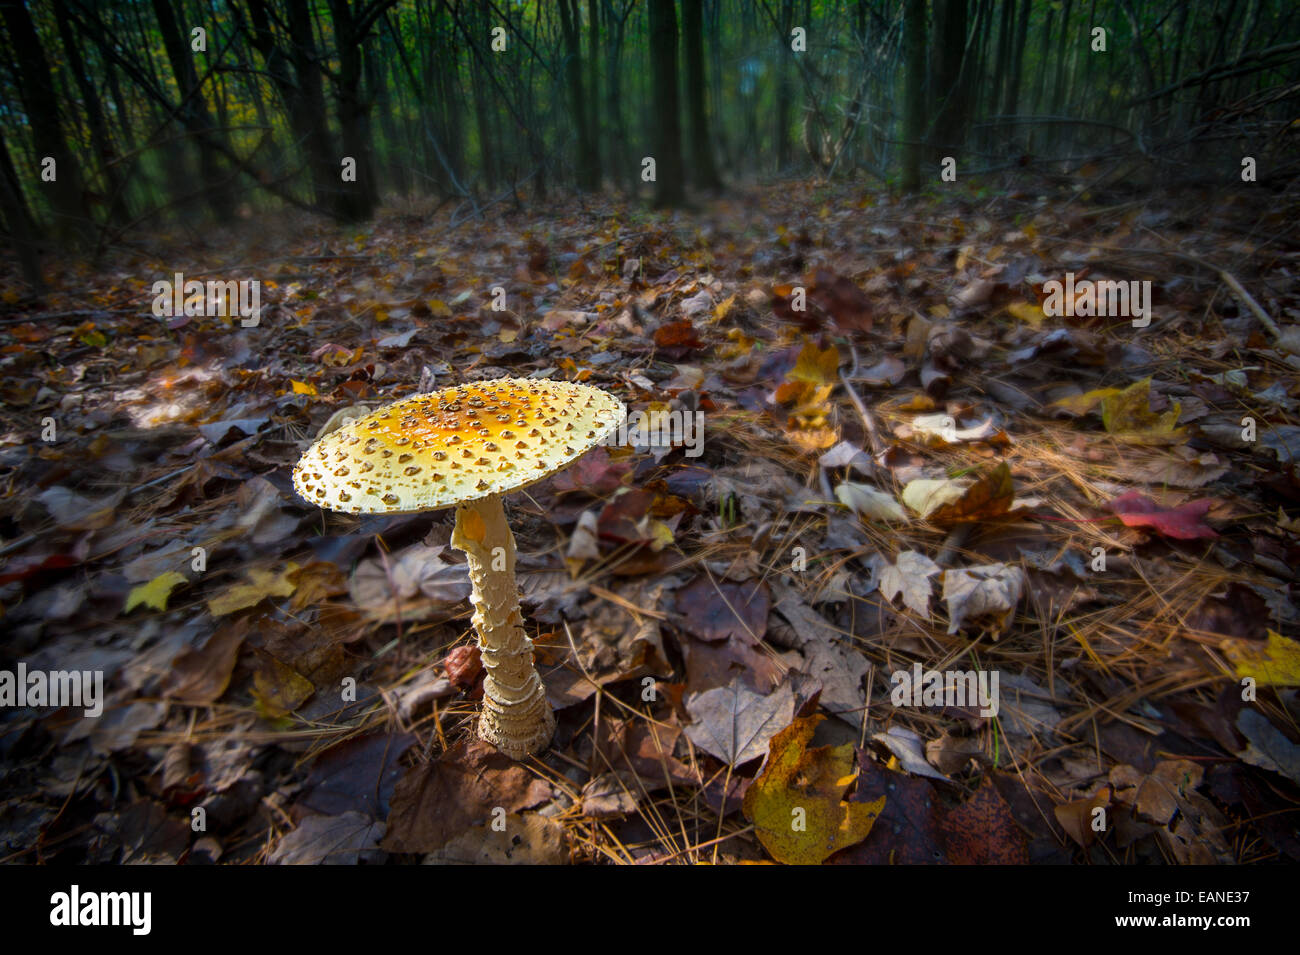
[586,0,602,186]
[0,131,46,293]
[0,0,89,244]
[900,0,927,193]
[151,0,235,218]
[775,0,794,171]
[1003,0,1032,118]
[682,0,722,190]
[328,0,380,221]
[53,0,130,222]
[648,0,685,206]
[928,0,968,162]
[559,0,598,190]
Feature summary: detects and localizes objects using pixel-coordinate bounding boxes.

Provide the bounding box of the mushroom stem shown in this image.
[450,494,555,758]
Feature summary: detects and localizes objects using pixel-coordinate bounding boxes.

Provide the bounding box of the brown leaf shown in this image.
[939,776,1030,863]
[298,732,414,818]
[926,461,1015,524]
[1054,785,1112,848]
[381,740,552,853]
[829,755,946,864]
[674,575,769,645]
[653,320,701,357]
[248,647,314,718]
[163,621,246,704]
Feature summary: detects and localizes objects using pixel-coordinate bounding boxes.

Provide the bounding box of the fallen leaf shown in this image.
[872,726,949,781]
[124,571,188,613]
[1004,300,1046,329]
[1107,491,1218,539]
[787,339,840,385]
[924,461,1015,523]
[1116,448,1229,488]
[742,715,885,864]
[249,647,314,718]
[943,562,1024,635]
[381,740,552,853]
[270,812,385,865]
[1221,630,1300,686]
[939,776,1030,863]
[1050,386,1123,416]
[163,623,245,704]
[901,478,968,518]
[829,755,946,864]
[444,644,482,688]
[836,482,907,522]
[684,677,795,765]
[1101,377,1186,444]
[207,563,300,616]
[1235,709,1300,785]
[580,772,640,817]
[674,576,769,645]
[770,581,870,724]
[876,551,941,616]
[653,320,701,356]
[298,732,415,818]
[1054,786,1111,848]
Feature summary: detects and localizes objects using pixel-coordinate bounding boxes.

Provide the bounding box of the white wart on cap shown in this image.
[293,377,626,513]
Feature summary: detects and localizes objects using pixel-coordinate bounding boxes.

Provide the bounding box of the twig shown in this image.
[840,345,885,458]
[1217,269,1282,340]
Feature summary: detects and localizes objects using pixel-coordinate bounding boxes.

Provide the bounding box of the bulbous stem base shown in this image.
[450,495,554,759]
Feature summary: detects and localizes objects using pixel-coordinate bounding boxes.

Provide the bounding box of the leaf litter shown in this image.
[1,180,1298,865]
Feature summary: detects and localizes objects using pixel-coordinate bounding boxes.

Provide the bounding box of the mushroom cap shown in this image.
[292,377,626,514]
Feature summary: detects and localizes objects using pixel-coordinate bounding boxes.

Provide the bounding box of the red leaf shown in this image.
[444,645,483,689]
[1107,491,1218,540]
[653,320,701,358]
[550,446,630,495]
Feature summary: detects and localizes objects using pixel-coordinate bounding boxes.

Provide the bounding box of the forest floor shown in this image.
[1,175,1299,864]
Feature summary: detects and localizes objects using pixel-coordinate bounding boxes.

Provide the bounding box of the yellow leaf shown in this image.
[1050,387,1123,416]
[428,299,452,318]
[787,426,839,455]
[207,563,300,617]
[125,571,188,613]
[249,648,314,718]
[499,327,518,343]
[1223,630,1300,686]
[291,380,317,395]
[645,518,675,552]
[712,293,736,323]
[1004,301,1046,328]
[1102,377,1186,445]
[787,340,840,385]
[742,715,885,864]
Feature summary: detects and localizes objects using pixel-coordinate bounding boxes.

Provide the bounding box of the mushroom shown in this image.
[292,377,625,759]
